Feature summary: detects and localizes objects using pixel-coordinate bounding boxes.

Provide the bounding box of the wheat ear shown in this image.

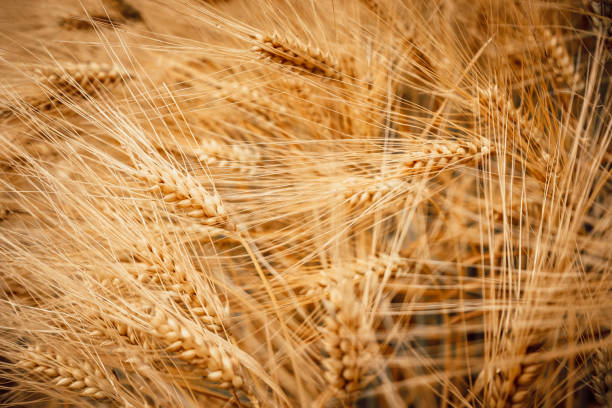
[593,347,612,407]
[136,167,235,230]
[89,317,155,350]
[16,345,114,400]
[587,0,612,46]
[127,241,229,332]
[478,85,556,181]
[251,32,343,80]
[478,85,542,139]
[540,29,584,90]
[196,139,260,175]
[33,62,125,110]
[335,177,412,208]
[399,140,491,176]
[322,286,378,397]
[150,308,246,391]
[487,343,546,408]
[59,15,123,31]
[307,254,408,296]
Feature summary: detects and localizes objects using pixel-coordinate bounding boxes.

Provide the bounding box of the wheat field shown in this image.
[0,0,610,407]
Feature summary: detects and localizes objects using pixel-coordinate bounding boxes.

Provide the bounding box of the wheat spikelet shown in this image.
[211,81,286,119]
[252,32,343,80]
[593,347,612,407]
[478,85,541,139]
[477,85,556,181]
[306,254,410,297]
[15,345,114,401]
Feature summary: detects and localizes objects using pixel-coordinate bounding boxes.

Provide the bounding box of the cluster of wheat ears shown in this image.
[0,0,610,407]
